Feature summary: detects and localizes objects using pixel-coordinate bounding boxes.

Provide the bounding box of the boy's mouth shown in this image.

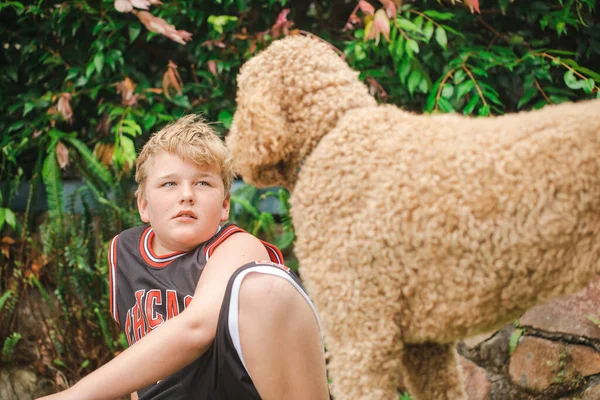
[174,210,197,219]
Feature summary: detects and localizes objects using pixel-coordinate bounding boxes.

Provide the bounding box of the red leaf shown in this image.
[134,11,192,45]
[271,9,293,37]
[465,0,480,14]
[358,1,375,15]
[117,77,138,106]
[56,141,69,169]
[162,60,183,98]
[207,60,218,77]
[379,0,397,18]
[57,93,73,124]
[114,0,133,13]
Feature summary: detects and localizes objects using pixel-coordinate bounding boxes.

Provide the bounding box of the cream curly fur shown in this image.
[226,35,600,400]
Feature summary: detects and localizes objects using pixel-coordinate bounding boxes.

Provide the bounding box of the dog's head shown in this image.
[227,35,376,190]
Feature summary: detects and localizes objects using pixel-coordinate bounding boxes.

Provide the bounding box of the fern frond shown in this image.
[230,195,261,219]
[0,290,12,313]
[42,151,65,230]
[65,137,113,188]
[2,332,22,363]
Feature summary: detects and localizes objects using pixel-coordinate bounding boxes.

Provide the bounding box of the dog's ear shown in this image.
[228,89,289,166]
[227,83,297,187]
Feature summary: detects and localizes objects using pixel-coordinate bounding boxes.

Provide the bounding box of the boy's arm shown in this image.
[37,233,269,400]
[130,392,138,400]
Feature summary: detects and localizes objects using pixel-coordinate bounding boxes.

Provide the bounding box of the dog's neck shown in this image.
[285,81,378,184]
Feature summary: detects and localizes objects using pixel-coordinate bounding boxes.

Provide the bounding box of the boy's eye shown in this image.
[162,182,176,187]
[196,181,210,187]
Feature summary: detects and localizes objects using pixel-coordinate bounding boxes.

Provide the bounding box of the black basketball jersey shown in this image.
[107,222,285,399]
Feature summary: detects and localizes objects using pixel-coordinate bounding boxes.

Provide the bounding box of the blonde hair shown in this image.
[135,115,234,199]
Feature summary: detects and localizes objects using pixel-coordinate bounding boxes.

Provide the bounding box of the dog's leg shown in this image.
[400,342,467,400]
[325,315,405,400]
[304,269,405,400]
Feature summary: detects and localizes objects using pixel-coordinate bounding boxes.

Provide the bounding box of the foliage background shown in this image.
[0,0,598,395]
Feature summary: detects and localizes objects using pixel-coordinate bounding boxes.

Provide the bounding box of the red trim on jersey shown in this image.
[204,225,246,261]
[139,226,186,268]
[205,225,284,265]
[108,235,120,324]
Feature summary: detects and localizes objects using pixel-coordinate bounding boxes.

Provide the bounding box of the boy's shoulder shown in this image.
[113,225,148,244]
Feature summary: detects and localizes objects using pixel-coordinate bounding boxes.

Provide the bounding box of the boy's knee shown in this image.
[238,273,297,317]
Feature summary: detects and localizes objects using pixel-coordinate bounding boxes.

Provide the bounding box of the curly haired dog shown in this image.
[226,35,600,400]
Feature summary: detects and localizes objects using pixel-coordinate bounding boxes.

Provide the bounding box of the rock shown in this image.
[582,384,600,400]
[463,331,497,350]
[0,368,37,400]
[509,336,600,392]
[520,278,600,340]
[477,324,515,374]
[459,356,491,400]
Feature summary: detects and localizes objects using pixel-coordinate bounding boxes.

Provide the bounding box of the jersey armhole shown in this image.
[108,235,120,325]
[205,225,284,265]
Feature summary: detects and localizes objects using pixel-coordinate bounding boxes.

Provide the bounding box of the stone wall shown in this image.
[458,277,600,400]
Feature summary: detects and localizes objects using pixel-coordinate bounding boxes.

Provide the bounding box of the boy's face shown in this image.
[137,150,230,255]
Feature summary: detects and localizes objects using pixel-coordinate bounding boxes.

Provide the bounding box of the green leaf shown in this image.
[407,70,421,96]
[470,67,488,77]
[218,110,233,129]
[435,26,447,50]
[456,80,474,99]
[441,84,454,98]
[129,23,142,43]
[583,79,595,94]
[413,16,424,30]
[143,113,158,131]
[396,18,419,32]
[549,95,570,104]
[437,98,455,113]
[8,121,24,133]
[463,95,479,115]
[517,87,538,109]
[398,57,412,84]
[418,78,429,93]
[423,20,434,41]
[390,35,405,61]
[423,10,455,20]
[4,209,15,229]
[23,102,34,117]
[406,39,419,55]
[453,69,466,85]
[207,15,238,34]
[425,80,442,112]
[499,0,511,14]
[564,70,585,90]
[85,62,95,79]
[509,329,524,354]
[0,209,4,232]
[93,53,104,74]
[53,359,67,368]
[478,104,491,116]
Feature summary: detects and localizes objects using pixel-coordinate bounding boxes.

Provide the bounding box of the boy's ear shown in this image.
[220,196,230,222]
[137,195,150,223]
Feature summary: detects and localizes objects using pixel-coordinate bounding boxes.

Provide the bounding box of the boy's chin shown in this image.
[171,229,212,247]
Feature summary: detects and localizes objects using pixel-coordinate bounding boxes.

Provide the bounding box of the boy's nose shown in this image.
[180,184,195,203]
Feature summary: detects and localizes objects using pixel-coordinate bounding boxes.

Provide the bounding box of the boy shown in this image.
[39,115,329,400]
